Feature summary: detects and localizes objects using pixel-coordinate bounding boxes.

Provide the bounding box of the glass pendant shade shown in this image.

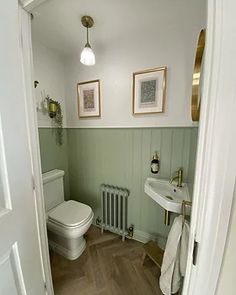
[80,44,96,66]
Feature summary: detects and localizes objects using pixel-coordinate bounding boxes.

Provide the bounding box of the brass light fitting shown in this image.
[80,15,95,66]
[81,15,94,29]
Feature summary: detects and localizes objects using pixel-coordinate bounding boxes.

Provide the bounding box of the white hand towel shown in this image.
[180,219,190,276]
[159,215,183,295]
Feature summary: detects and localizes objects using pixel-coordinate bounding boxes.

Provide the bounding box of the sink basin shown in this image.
[144,178,190,213]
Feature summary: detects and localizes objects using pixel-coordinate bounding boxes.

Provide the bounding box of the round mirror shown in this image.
[191,29,206,122]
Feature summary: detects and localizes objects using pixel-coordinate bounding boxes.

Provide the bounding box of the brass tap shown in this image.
[170,168,183,187]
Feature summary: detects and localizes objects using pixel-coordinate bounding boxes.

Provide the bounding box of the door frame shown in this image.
[21,0,236,294]
[20,0,48,11]
[183,0,236,294]
[19,2,54,294]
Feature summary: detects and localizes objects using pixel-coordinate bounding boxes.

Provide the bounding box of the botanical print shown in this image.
[132,67,166,114]
[83,89,95,111]
[140,79,158,107]
[77,79,100,118]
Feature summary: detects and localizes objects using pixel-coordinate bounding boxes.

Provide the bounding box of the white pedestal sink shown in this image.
[144,178,190,214]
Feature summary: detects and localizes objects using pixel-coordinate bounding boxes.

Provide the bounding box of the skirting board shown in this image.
[92,222,167,249]
[133,229,166,249]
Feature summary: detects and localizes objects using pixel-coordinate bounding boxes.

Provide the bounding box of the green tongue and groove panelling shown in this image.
[38,128,70,200]
[38,127,198,245]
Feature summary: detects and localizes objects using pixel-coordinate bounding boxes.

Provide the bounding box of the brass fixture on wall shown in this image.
[191,29,206,122]
[37,93,63,145]
[48,100,59,118]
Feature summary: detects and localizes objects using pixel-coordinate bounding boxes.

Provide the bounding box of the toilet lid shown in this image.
[48,200,92,228]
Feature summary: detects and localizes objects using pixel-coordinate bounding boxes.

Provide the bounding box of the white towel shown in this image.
[180,219,190,276]
[159,215,190,295]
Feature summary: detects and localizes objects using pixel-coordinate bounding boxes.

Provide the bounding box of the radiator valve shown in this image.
[96,217,101,226]
[128,225,134,238]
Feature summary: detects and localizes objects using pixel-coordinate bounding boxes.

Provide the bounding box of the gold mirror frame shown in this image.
[191,29,206,121]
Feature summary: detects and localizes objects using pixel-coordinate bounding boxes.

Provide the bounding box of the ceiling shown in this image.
[31,0,199,56]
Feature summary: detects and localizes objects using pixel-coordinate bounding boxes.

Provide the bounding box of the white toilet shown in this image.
[42,169,94,260]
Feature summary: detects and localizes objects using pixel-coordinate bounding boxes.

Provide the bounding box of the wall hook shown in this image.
[34,80,39,88]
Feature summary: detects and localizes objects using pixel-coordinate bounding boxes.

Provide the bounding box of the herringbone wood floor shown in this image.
[50,225,163,295]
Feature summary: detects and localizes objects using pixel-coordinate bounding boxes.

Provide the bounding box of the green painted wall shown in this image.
[38,128,70,199]
[67,127,198,243]
[188,128,199,197]
[38,127,198,244]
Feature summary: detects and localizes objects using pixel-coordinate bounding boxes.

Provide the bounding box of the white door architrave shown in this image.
[20,4,54,295]
[183,0,236,294]
[16,0,236,294]
[0,2,53,294]
[20,0,48,12]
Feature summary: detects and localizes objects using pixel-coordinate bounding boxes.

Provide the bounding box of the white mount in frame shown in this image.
[77,79,101,118]
[132,67,167,115]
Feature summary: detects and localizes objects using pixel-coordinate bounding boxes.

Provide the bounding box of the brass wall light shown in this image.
[48,100,59,118]
[80,15,95,66]
[42,95,61,119]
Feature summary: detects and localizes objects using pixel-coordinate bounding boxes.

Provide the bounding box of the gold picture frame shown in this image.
[77,79,101,118]
[132,67,167,115]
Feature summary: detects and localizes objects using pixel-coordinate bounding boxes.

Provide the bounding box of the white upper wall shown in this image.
[32,0,206,128]
[32,39,67,128]
[63,0,206,128]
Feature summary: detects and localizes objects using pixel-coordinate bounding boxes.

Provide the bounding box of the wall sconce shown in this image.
[48,100,59,118]
[39,94,61,120]
[37,92,63,145]
[80,15,95,66]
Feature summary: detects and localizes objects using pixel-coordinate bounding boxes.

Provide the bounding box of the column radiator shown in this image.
[100,184,129,241]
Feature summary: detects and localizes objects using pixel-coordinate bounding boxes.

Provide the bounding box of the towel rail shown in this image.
[182,200,192,225]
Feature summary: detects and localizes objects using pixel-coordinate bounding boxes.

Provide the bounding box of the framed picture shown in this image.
[77,79,101,118]
[132,67,167,115]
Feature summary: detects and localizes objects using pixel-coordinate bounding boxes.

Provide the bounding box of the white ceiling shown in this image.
[31,0,203,56]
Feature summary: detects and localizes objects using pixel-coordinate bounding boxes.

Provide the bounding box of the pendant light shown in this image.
[80,16,95,66]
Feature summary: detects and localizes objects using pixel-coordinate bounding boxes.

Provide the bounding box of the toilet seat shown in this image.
[48,200,93,229]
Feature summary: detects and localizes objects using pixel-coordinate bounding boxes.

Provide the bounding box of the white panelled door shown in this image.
[0,1,45,295]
